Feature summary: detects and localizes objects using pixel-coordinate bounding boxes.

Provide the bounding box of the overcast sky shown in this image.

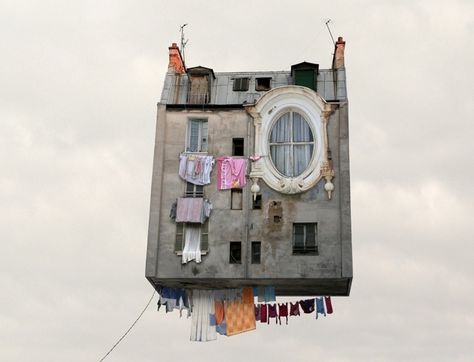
[1,0,473,361]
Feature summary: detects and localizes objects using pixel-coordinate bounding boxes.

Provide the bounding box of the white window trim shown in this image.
[245,86,333,195]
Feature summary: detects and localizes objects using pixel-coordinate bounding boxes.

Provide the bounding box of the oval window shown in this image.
[269,111,314,177]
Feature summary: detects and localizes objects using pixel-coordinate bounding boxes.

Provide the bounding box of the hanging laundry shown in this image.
[257,286,265,303]
[264,286,276,302]
[214,300,225,325]
[324,296,333,314]
[179,154,214,186]
[225,299,256,336]
[190,290,217,342]
[158,288,189,316]
[299,299,315,314]
[254,304,261,322]
[175,198,212,224]
[260,304,268,324]
[278,303,288,325]
[169,200,177,220]
[315,297,326,319]
[267,303,278,324]
[216,157,247,190]
[289,301,300,317]
[242,287,254,304]
[182,225,202,264]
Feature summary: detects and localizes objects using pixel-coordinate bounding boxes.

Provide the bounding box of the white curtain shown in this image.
[182,225,201,264]
[270,112,313,177]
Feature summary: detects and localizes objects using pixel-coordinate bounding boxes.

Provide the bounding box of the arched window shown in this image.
[269,111,314,177]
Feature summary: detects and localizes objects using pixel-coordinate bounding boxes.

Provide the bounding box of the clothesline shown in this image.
[157,286,335,342]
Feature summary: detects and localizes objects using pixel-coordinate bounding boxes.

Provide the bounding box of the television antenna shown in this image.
[325,19,335,45]
[179,23,189,65]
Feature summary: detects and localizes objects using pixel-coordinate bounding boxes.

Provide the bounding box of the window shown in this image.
[293,223,317,255]
[251,241,261,264]
[255,77,271,91]
[269,111,314,177]
[252,194,262,210]
[231,189,242,210]
[175,221,209,253]
[185,182,204,198]
[233,78,249,91]
[186,119,208,152]
[232,138,244,156]
[229,242,242,264]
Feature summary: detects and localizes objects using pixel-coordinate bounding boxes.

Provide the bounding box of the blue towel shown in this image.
[264,286,276,302]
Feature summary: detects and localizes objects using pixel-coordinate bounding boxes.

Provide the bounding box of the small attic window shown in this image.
[233,78,249,91]
[255,77,271,91]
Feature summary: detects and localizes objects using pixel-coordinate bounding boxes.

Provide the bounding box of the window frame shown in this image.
[268,110,315,177]
[246,86,329,194]
[255,77,272,91]
[185,182,204,198]
[251,241,261,264]
[229,241,242,264]
[175,221,209,255]
[292,223,318,255]
[233,77,249,92]
[186,118,208,153]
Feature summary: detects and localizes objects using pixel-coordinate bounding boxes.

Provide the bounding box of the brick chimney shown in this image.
[333,36,346,69]
[168,43,186,74]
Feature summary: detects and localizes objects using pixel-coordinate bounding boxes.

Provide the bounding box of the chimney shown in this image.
[168,42,186,74]
[333,36,346,69]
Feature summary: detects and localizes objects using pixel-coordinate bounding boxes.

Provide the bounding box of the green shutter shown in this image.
[175,223,184,252]
[201,221,209,252]
[294,69,315,90]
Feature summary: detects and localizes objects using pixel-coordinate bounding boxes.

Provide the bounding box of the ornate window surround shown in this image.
[245,86,335,197]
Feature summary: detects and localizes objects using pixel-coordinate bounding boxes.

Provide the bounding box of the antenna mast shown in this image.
[179,23,189,65]
[325,19,335,45]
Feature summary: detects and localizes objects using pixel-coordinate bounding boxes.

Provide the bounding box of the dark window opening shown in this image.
[185,182,204,198]
[231,189,243,210]
[232,138,244,156]
[255,77,271,91]
[293,223,318,255]
[274,215,281,223]
[233,78,249,91]
[252,194,262,209]
[251,241,261,264]
[229,242,242,264]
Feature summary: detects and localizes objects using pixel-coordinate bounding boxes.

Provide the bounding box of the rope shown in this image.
[98,290,156,362]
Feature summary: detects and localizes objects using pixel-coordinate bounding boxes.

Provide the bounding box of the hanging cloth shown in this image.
[315,297,326,319]
[267,304,278,324]
[216,157,247,190]
[324,296,333,314]
[278,303,288,325]
[264,286,276,303]
[179,154,214,186]
[289,301,300,317]
[299,299,315,314]
[260,304,268,324]
[182,225,201,264]
[225,299,256,336]
[190,290,217,342]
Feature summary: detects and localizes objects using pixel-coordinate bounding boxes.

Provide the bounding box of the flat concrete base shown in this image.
[147,277,352,296]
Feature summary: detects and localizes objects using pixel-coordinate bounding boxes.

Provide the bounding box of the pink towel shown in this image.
[217,157,247,190]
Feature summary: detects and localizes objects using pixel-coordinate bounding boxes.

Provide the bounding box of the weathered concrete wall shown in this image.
[146,101,352,295]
